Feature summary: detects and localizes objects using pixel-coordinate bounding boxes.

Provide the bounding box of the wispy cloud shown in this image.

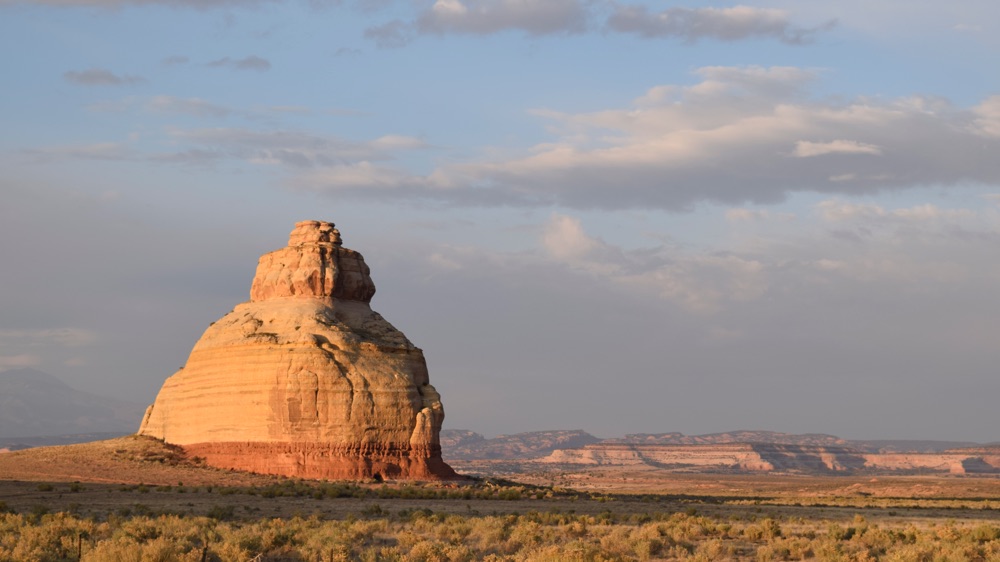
[206,55,271,71]
[526,202,1000,312]
[539,214,766,312]
[607,5,834,44]
[64,68,145,86]
[160,55,189,66]
[364,1,829,47]
[816,200,977,224]
[0,328,96,347]
[793,139,882,157]
[364,20,412,48]
[726,208,796,222]
[21,142,137,162]
[85,95,320,120]
[157,127,429,168]
[1,0,342,8]
[146,95,232,118]
[417,0,587,36]
[0,354,41,369]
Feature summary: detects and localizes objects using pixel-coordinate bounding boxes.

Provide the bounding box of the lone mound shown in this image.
[0,435,280,486]
[138,220,457,481]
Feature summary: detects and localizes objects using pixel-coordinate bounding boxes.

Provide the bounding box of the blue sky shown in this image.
[2,0,1000,441]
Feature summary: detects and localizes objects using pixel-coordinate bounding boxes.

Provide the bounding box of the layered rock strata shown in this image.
[541,443,1000,475]
[139,220,457,480]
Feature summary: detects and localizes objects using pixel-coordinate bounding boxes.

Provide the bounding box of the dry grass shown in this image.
[3,438,1000,560]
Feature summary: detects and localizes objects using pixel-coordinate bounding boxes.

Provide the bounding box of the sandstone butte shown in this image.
[138,220,458,481]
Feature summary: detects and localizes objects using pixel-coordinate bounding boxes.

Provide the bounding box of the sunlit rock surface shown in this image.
[139,220,457,480]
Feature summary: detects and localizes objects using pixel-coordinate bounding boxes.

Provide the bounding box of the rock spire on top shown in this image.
[249,220,376,303]
[288,220,342,247]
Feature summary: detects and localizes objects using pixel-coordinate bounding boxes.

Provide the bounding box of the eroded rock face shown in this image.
[139,220,457,480]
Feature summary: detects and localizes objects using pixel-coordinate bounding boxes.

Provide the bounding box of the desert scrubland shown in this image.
[2,436,1000,561]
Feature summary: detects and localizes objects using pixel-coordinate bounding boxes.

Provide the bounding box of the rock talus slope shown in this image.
[139,220,457,480]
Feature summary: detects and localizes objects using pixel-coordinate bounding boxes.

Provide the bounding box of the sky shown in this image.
[1,0,999,442]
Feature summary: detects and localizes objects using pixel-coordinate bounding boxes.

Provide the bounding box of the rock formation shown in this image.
[539,443,1000,475]
[139,220,457,480]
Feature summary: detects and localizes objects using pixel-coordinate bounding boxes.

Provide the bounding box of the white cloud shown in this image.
[370,134,429,151]
[32,63,1000,214]
[524,199,1000,314]
[793,139,882,157]
[295,65,1000,210]
[973,96,1000,137]
[538,214,767,312]
[542,213,599,261]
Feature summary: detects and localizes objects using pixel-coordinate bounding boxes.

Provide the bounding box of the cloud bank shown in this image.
[287,66,1000,210]
[34,66,1000,211]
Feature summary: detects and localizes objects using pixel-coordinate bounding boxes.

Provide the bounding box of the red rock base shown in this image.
[182,442,460,481]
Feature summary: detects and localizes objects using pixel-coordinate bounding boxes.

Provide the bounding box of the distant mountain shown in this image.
[0,368,145,439]
[441,429,602,461]
[612,432,985,453]
[0,432,130,452]
[845,440,981,453]
[610,431,851,448]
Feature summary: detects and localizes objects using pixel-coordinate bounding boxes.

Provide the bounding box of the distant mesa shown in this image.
[138,220,458,480]
[442,429,1000,476]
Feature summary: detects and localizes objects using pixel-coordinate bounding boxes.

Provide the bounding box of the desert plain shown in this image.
[2,434,1000,561]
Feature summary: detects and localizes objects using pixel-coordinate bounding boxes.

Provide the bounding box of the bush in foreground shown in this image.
[1,510,1000,561]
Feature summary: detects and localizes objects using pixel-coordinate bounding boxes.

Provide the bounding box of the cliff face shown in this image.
[541,443,865,472]
[139,220,457,481]
[541,443,1000,475]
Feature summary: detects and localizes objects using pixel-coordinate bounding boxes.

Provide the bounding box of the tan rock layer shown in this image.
[184,442,457,481]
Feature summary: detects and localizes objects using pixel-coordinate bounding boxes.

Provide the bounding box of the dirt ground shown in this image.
[2,436,1000,526]
[3,479,1000,527]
